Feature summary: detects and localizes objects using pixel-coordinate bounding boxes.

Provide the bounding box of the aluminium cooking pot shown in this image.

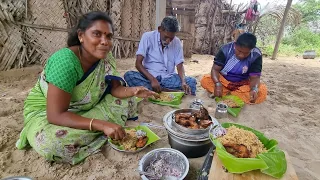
[163,110,218,158]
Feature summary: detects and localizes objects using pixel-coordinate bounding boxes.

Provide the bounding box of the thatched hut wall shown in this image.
[27,0,68,59]
[0,0,237,70]
[0,0,156,70]
[193,0,238,55]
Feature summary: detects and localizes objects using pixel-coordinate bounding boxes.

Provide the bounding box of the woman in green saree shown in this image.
[16,11,158,165]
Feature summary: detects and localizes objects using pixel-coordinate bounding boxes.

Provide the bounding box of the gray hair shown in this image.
[160,16,180,32]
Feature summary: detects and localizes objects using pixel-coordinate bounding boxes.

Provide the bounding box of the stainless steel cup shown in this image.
[215,102,228,119]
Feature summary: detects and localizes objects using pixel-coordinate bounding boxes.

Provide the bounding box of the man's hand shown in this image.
[214,85,223,97]
[151,78,161,93]
[182,82,191,95]
[249,90,258,103]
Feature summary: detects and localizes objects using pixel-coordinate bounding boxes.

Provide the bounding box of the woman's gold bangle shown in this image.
[89,118,94,131]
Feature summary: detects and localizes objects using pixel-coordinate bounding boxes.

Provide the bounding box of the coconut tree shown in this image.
[252,1,301,35]
[271,0,294,59]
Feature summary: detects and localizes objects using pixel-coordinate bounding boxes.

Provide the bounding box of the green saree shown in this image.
[16,48,137,165]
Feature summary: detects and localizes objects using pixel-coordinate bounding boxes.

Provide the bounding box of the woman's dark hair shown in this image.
[67,11,114,47]
[235,33,257,49]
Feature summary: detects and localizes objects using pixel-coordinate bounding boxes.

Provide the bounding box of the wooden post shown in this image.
[156,0,166,29]
[271,0,293,60]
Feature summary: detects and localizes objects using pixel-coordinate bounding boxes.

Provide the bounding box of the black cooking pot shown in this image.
[167,131,213,158]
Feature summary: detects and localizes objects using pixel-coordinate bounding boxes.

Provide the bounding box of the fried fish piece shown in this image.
[199,120,213,128]
[175,113,192,120]
[224,143,250,158]
[192,106,209,120]
[136,136,148,148]
[188,120,200,129]
[176,118,192,127]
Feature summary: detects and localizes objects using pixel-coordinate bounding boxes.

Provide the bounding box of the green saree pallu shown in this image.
[16,48,138,165]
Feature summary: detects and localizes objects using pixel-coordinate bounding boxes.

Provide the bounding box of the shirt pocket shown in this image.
[166,56,175,73]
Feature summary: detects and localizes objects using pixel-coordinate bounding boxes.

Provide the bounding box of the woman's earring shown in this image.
[80,39,83,43]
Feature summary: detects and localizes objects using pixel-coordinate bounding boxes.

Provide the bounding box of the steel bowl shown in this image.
[167,131,213,158]
[138,148,189,180]
[172,109,213,135]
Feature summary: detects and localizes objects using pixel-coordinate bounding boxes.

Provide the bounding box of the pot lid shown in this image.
[163,110,220,141]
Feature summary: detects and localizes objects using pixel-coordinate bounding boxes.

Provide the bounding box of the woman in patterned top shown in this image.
[16,11,157,164]
[201,33,267,104]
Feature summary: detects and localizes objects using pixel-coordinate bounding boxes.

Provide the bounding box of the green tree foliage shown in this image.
[256,0,320,57]
[293,0,320,23]
[282,27,320,53]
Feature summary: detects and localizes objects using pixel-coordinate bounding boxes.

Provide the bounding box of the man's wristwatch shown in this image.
[215,82,222,87]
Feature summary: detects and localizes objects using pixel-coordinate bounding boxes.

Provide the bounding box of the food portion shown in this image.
[145,152,184,179]
[174,106,213,129]
[152,93,175,102]
[217,126,267,158]
[112,129,148,151]
[221,99,240,108]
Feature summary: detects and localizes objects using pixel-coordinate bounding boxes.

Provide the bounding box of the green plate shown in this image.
[108,125,160,153]
[148,92,185,108]
[210,123,287,178]
[215,95,245,117]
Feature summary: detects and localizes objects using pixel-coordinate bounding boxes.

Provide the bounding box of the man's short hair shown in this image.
[236,33,257,49]
[160,16,179,32]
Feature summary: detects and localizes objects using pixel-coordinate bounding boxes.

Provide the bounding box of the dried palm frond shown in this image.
[0,21,8,45]
[0,0,25,22]
[140,0,151,35]
[111,0,123,37]
[149,0,156,30]
[259,3,302,26]
[0,24,23,71]
[121,0,133,37]
[132,0,142,38]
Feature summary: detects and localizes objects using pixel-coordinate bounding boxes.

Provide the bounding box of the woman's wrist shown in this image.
[251,85,259,93]
[123,87,135,97]
[91,119,105,131]
[215,82,222,87]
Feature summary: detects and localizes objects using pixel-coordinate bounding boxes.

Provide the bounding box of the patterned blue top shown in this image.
[214,42,262,82]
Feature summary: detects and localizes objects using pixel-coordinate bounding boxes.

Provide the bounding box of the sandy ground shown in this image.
[0,55,320,180]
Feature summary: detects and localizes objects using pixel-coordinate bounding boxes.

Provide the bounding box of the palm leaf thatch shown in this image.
[259,3,302,26]
[0,0,26,71]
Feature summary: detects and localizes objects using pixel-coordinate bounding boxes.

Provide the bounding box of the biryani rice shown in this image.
[121,129,138,151]
[217,126,267,158]
[155,93,174,102]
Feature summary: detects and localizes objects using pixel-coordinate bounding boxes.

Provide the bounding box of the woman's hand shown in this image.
[132,86,160,99]
[249,90,258,103]
[99,121,126,140]
[214,86,223,97]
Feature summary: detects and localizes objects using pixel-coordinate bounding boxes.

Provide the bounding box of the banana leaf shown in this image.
[210,123,287,178]
[215,95,245,117]
[148,92,185,108]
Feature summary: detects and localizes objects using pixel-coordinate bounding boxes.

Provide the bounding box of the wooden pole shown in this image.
[271,0,293,60]
[156,0,166,29]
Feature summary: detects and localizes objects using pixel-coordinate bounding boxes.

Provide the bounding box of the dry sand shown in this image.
[0,55,319,180]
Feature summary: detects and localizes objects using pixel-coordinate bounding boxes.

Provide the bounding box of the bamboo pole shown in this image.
[271,0,293,60]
